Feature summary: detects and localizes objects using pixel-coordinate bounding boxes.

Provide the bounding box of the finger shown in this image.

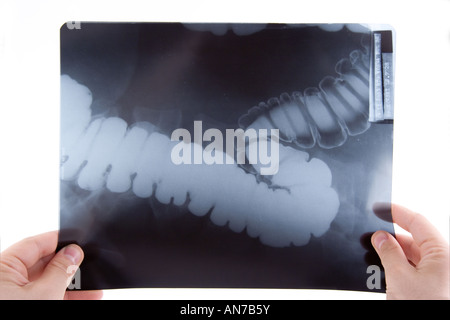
[372,202,393,223]
[32,244,84,299]
[395,233,421,266]
[64,290,103,300]
[27,252,55,282]
[371,231,414,275]
[391,204,446,254]
[1,231,58,279]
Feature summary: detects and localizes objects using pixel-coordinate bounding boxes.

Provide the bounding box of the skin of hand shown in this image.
[2,205,447,300]
[371,204,450,300]
[0,231,102,300]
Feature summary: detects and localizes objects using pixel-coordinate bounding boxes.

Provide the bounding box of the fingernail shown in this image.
[373,232,388,250]
[63,245,82,264]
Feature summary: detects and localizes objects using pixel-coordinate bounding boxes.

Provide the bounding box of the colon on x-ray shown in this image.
[59,22,394,291]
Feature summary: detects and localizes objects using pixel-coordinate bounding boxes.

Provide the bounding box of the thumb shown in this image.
[371,231,412,275]
[33,244,84,299]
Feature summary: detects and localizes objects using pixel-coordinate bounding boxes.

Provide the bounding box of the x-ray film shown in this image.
[59,22,395,292]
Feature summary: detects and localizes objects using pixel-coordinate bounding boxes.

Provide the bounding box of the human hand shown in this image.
[372,204,449,300]
[0,231,102,300]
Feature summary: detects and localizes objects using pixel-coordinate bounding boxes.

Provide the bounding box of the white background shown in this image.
[0,0,449,300]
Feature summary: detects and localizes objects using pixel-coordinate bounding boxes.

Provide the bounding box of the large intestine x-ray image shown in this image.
[59,22,395,291]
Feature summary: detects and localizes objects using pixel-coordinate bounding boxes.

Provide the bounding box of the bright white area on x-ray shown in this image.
[0,0,449,300]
